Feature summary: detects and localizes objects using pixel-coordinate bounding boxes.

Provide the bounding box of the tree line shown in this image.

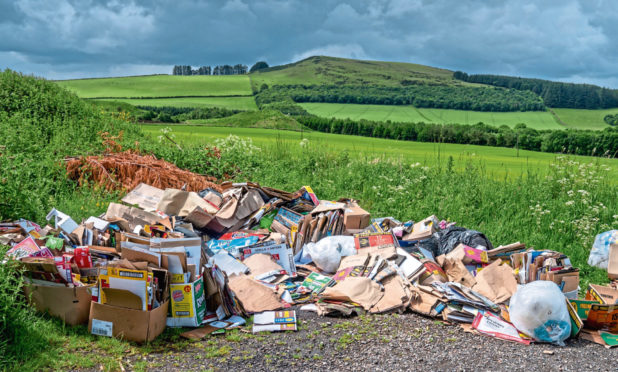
[137,105,239,123]
[296,116,618,157]
[454,72,618,109]
[172,61,269,76]
[256,84,545,112]
[172,64,248,75]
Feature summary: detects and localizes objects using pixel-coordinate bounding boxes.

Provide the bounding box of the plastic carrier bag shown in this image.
[303,236,356,273]
[587,230,618,269]
[509,281,571,346]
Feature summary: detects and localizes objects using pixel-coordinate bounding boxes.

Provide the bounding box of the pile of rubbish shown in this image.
[2,181,617,347]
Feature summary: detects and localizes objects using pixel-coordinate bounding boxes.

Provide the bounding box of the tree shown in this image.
[250,61,269,73]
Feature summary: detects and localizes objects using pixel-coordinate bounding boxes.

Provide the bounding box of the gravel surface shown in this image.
[106,310,617,372]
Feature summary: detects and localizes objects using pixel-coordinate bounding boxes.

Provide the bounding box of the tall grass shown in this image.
[0,70,142,369]
[179,134,617,286]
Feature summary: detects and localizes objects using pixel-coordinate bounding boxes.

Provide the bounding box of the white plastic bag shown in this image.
[509,281,571,346]
[303,236,356,273]
[587,230,618,269]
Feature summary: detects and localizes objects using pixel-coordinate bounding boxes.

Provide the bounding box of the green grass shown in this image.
[183,109,304,130]
[140,125,618,179]
[551,108,616,130]
[93,96,257,110]
[300,103,565,130]
[249,56,473,89]
[56,75,253,98]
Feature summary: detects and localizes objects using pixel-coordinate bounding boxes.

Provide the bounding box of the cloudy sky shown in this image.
[2,0,618,87]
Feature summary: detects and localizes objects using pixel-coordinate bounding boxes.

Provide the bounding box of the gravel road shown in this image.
[111,310,617,372]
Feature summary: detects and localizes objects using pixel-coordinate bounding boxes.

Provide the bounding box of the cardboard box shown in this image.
[23,283,92,325]
[167,276,206,327]
[343,206,370,230]
[88,300,169,343]
[609,243,618,280]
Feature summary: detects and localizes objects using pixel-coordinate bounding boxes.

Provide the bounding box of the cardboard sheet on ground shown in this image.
[180,321,231,340]
[321,277,383,310]
[252,310,297,333]
[580,329,618,348]
[121,183,164,212]
[228,275,283,313]
[472,312,531,345]
[472,260,517,304]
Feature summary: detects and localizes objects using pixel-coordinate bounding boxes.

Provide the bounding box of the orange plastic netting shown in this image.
[66,150,221,193]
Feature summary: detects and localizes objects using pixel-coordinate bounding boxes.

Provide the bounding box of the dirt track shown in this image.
[102,310,618,372]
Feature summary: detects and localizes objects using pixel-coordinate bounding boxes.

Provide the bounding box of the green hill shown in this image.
[249,56,470,89]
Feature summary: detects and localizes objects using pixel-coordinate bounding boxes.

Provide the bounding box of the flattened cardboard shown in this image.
[443,258,477,288]
[586,284,618,305]
[105,203,160,230]
[23,283,92,325]
[369,275,410,314]
[321,277,383,310]
[472,260,517,304]
[88,300,169,343]
[228,275,283,314]
[121,183,164,212]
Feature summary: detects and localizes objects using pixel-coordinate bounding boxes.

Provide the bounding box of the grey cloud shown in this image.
[0,0,617,87]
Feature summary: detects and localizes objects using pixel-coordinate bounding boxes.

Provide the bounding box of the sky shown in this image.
[1,0,618,87]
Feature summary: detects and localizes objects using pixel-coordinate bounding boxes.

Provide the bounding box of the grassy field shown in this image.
[300,103,564,130]
[57,75,253,98]
[141,125,618,179]
[249,56,475,89]
[93,96,257,110]
[552,108,617,130]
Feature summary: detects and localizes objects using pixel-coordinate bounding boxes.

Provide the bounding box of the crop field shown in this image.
[56,75,253,98]
[552,108,617,130]
[300,103,564,130]
[141,124,618,179]
[93,96,257,110]
[249,56,475,88]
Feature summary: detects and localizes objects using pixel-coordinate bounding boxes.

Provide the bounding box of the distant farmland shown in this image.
[300,103,612,131]
[57,75,253,97]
